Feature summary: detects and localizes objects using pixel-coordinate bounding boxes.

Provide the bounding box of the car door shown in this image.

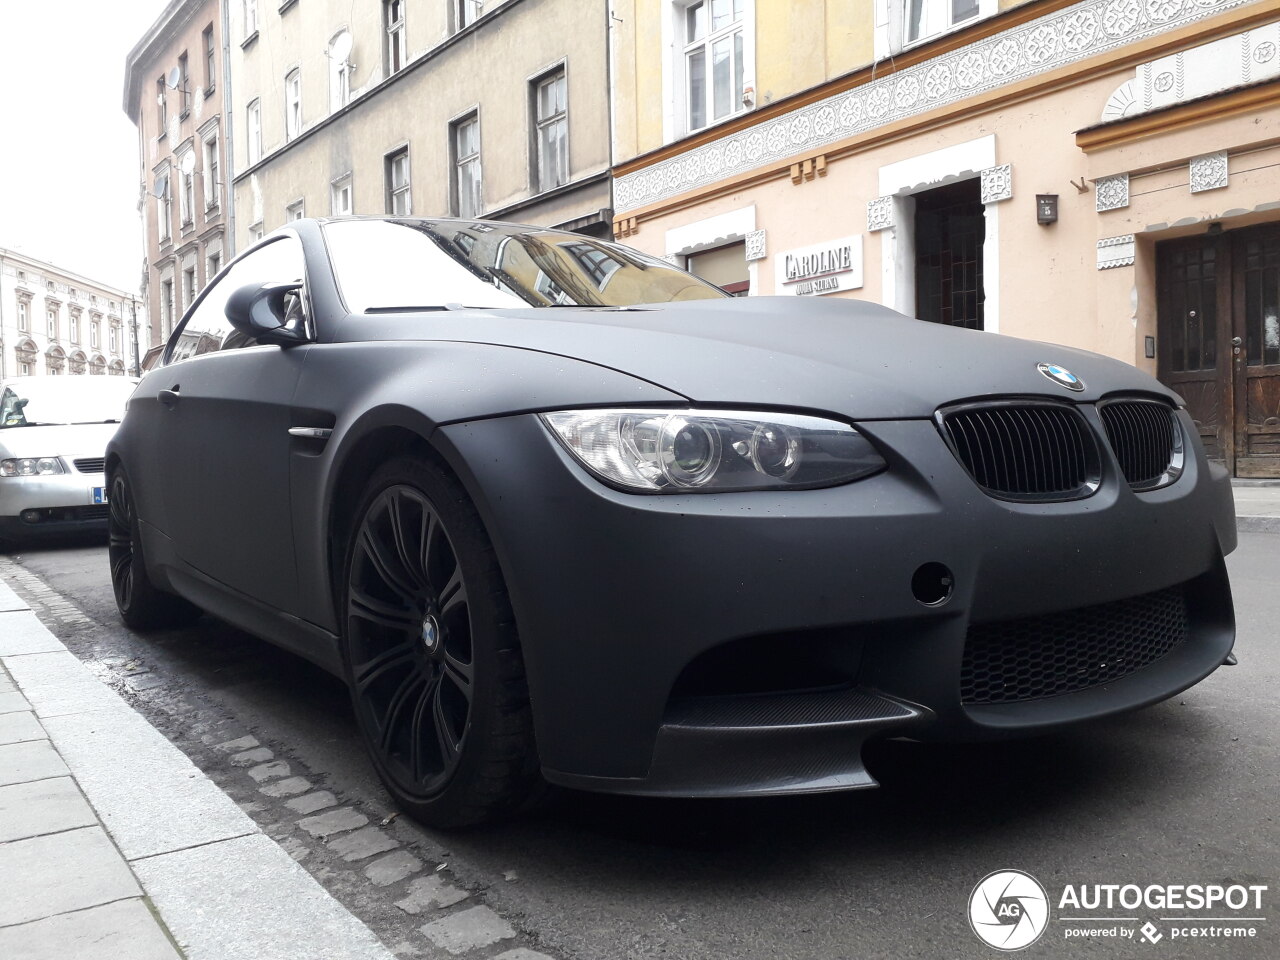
[152,234,309,611]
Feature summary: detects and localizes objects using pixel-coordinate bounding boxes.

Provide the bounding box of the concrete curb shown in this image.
[0,580,396,960]
[1237,515,1280,535]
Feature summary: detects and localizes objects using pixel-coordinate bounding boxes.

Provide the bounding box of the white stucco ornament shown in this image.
[1189,152,1228,193]
[980,165,1013,204]
[866,197,895,233]
[1095,173,1130,212]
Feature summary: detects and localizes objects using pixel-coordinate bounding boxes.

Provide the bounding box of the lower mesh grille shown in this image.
[961,586,1190,705]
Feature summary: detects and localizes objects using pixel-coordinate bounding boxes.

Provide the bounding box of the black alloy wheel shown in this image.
[343,456,538,827]
[106,467,198,630]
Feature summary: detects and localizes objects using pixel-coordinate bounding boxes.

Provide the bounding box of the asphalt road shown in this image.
[3,532,1277,960]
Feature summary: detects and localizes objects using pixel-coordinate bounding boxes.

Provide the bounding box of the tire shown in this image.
[340,455,540,828]
[107,466,200,631]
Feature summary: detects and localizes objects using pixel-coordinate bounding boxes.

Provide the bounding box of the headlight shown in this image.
[540,408,886,492]
[0,457,65,478]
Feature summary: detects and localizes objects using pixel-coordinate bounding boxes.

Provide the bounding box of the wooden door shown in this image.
[914,180,985,330]
[1156,235,1231,465]
[1234,225,1280,477]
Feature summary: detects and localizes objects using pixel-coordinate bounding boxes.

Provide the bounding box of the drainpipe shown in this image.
[0,250,7,380]
[220,0,237,259]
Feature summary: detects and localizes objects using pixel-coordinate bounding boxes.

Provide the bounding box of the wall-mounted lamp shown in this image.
[1036,194,1059,225]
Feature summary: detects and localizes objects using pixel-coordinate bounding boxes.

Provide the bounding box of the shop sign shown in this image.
[775,235,863,296]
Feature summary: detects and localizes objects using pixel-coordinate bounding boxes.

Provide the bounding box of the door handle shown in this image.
[158,386,181,408]
[1231,336,1243,347]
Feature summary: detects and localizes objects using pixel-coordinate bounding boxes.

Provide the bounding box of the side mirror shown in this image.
[224,281,310,346]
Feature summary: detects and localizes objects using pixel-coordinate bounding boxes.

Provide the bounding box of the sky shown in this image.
[0,0,163,293]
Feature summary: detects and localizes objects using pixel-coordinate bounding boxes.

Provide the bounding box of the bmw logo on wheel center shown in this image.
[1037,362,1086,392]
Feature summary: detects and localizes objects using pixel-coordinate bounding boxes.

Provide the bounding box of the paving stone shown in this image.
[421,905,516,955]
[260,776,312,798]
[1,650,130,719]
[0,689,32,715]
[364,850,423,886]
[328,825,399,862]
[298,806,368,838]
[133,833,396,960]
[394,875,471,914]
[286,789,337,814]
[42,707,256,861]
[214,734,260,753]
[0,826,141,927]
[0,709,44,745]
[229,746,274,766]
[0,897,181,960]
[495,950,557,960]
[0,776,96,843]
[0,578,28,612]
[278,836,312,863]
[0,611,65,655]
[0,738,68,786]
[247,760,292,782]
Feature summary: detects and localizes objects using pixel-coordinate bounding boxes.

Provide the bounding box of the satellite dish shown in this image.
[151,174,169,199]
[331,32,352,62]
[167,66,181,89]
[181,152,196,175]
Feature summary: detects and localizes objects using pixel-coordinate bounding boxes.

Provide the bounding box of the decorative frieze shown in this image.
[866,197,895,232]
[980,164,1013,204]
[745,230,767,262]
[1137,22,1280,116]
[1097,235,1136,270]
[1094,173,1130,211]
[1189,151,1229,193]
[614,0,1254,213]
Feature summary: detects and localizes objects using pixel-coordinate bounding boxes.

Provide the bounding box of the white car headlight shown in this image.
[0,457,65,478]
[540,408,885,493]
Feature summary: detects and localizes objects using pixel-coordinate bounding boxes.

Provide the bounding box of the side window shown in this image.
[167,235,304,363]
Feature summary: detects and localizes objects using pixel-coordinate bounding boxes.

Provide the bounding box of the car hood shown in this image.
[345,296,1178,420]
[0,422,120,460]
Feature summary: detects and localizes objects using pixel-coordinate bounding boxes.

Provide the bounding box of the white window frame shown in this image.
[156,169,172,242]
[176,146,195,226]
[284,69,302,141]
[182,266,197,310]
[208,250,222,280]
[243,0,258,38]
[203,133,220,209]
[91,317,102,349]
[664,0,754,142]
[386,148,411,216]
[457,0,482,30]
[331,173,353,216]
[533,67,569,194]
[452,113,482,219]
[873,0,995,60]
[286,199,305,221]
[249,222,265,243]
[110,324,119,354]
[69,311,80,343]
[329,31,353,112]
[16,300,28,331]
[385,0,407,75]
[246,99,262,164]
[46,306,58,340]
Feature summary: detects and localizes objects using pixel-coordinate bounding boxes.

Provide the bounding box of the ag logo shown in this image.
[969,869,1050,951]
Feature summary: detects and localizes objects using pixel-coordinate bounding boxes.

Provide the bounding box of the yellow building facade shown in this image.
[609,0,1280,477]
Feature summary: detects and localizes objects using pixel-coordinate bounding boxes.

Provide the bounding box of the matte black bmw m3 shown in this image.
[107,218,1237,826]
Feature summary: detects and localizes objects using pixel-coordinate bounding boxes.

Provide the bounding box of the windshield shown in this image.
[323,219,728,312]
[0,378,137,429]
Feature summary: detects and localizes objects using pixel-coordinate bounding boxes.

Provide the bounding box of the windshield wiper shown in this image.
[364,305,451,313]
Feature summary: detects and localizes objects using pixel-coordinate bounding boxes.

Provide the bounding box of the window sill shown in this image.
[179,110,190,122]
[278,0,297,13]
[241,30,259,51]
[204,85,216,99]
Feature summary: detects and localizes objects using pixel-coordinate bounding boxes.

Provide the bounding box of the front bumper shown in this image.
[0,471,109,542]
[437,406,1236,797]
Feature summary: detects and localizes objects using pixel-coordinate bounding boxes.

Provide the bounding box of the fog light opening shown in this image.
[911,562,954,606]
[20,509,43,524]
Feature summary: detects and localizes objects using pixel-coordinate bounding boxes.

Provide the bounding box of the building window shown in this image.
[285,69,302,141]
[329,31,353,111]
[905,0,981,45]
[249,222,265,243]
[178,52,191,114]
[157,173,173,241]
[156,76,167,130]
[332,174,353,216]
[246,99,262,164]
[204,24,216,92]
[244,0,258,38]
[110,325,119,353]
[178,154,195,226]
[92,318,102,347]
[680,0,746,133]
[158,280,171,338]
[687,242,749,295]
[385,149,411,216]
[19,362,30,376]
[203,135,220,209]
[70,311,80,343]
[456,0,482,30]
[16,300,28,331]
[287,199,305,221]
[47,307,58,340]
[183,267,197,311]
[533,69,568,193]
[452,114,481,218]
[384,1,406,75]
[208,251,222,279]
